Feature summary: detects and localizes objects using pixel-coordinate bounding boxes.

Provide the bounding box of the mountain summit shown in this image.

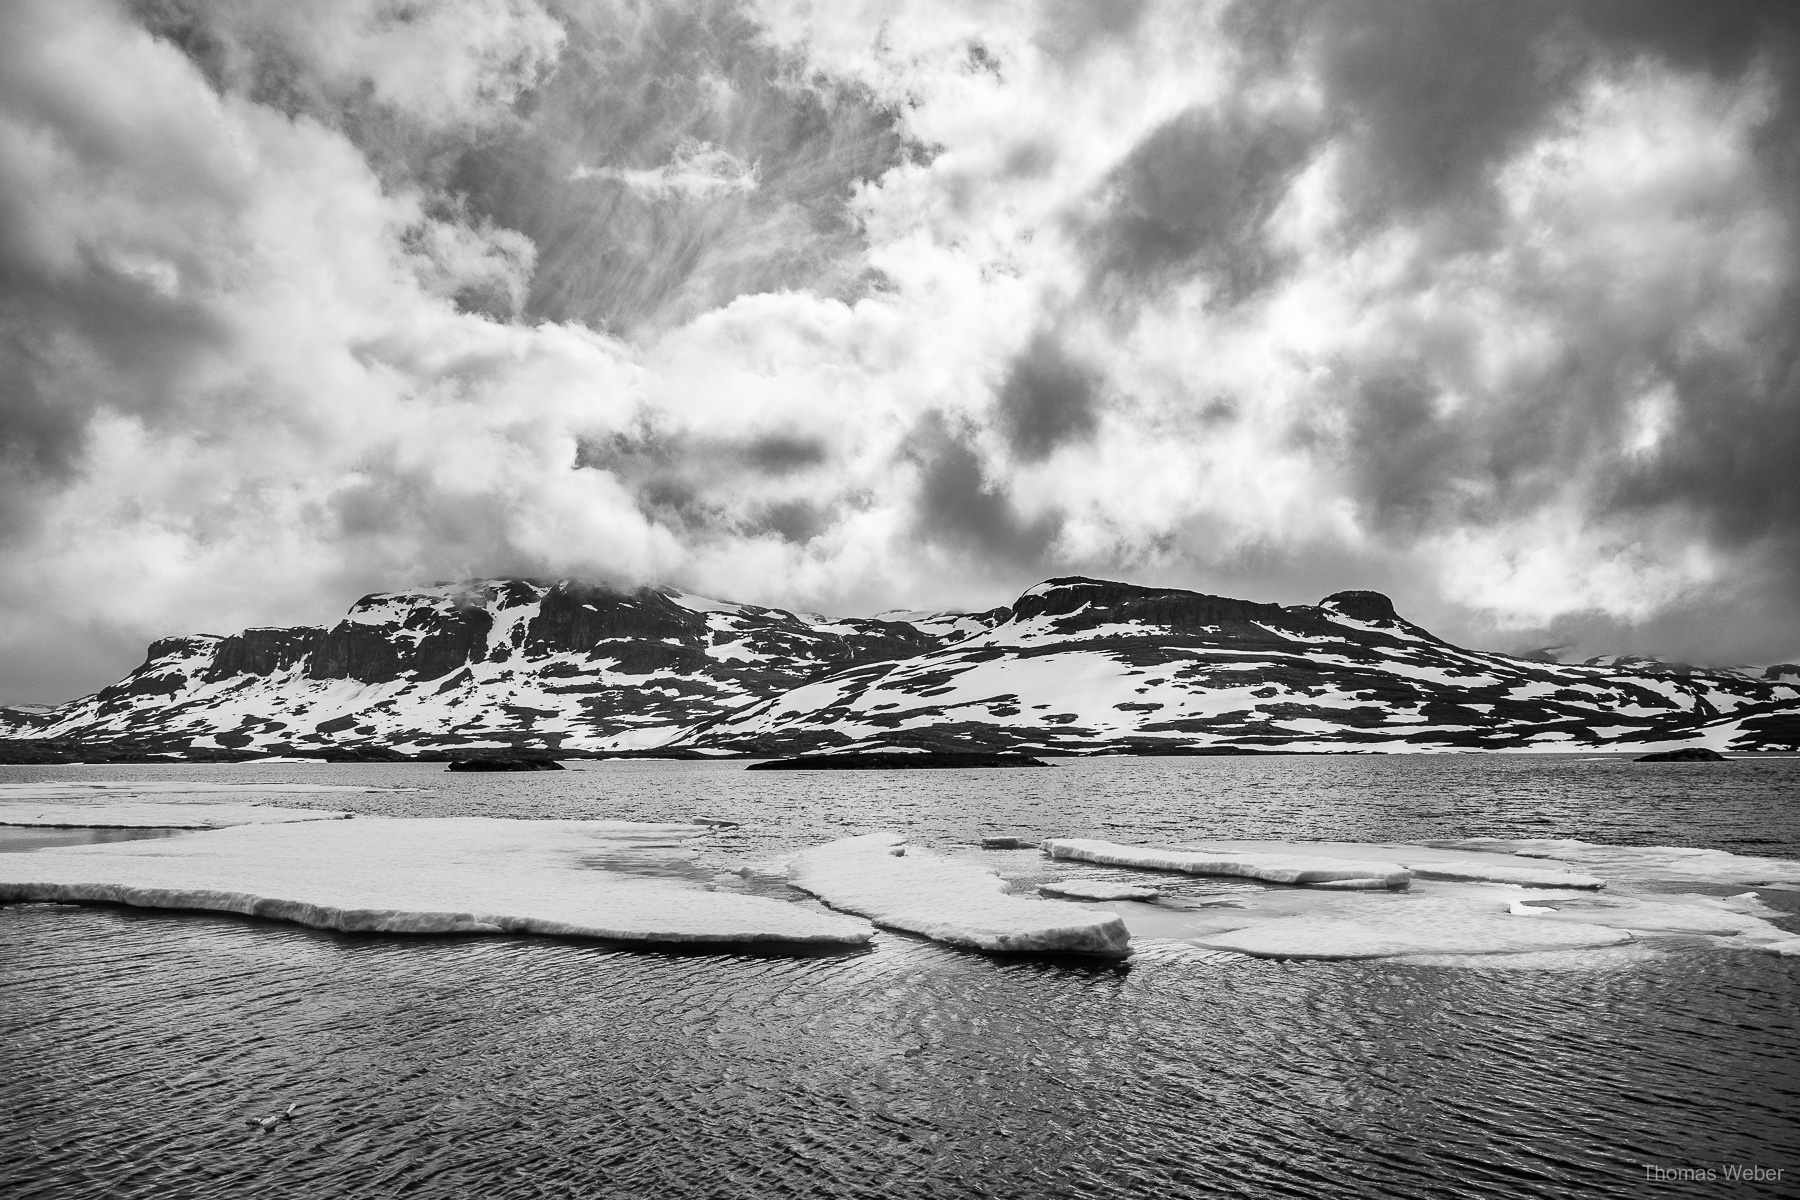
[3,577,1796,759]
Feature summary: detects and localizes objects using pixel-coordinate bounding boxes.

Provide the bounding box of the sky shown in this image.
[2,0,1799,704]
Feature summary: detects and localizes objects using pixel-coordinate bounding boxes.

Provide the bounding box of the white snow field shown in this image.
[0,782,373,827]
[788,833,1130,957]
[0,817,874,949]
[1042,838,1414,889]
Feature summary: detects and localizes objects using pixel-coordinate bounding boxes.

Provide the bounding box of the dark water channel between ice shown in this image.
[2,755,1797,1198]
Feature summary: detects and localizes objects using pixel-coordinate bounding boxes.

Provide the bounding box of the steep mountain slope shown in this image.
[678,579,1800,754]
[11,580,1000,757]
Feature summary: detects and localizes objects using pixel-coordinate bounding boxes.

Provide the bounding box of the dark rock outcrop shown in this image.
[209,628,323,679]
[1012,578,1287,633]
[1635,747,1726,762]
[447,757,566,772]
[1320,590,1400,623]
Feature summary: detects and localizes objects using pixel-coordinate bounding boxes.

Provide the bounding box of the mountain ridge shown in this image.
[3,576,1797,760]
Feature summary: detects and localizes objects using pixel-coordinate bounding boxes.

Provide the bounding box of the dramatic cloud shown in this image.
[2,0,1798,702]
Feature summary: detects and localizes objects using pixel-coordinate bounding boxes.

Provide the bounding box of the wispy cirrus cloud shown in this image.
[571,138,760,199]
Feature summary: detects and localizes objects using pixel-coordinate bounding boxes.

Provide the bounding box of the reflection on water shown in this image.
[2,756,1797,1198]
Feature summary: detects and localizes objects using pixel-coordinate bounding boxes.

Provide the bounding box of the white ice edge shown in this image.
[1038,879,1159,901]
[0,802,355,829]
[1044,838,1413,889]
[788,833,1129,957]
[0,782,386,796]
[0,818,873,949]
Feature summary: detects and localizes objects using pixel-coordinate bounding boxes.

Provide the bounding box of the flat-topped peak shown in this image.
[1009,577,1285,629]
[1319,590,1398,623]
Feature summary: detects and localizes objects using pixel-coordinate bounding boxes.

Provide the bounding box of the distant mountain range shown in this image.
[3,577,1797,761]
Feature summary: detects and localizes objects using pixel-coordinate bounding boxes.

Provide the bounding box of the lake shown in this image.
[2,755,1796,1198]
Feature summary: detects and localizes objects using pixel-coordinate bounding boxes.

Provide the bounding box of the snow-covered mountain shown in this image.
[681,579,1800,755]
[5,576,1797,759]
[2,580,1000,758]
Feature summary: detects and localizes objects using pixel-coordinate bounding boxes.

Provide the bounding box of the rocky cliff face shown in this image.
[10,576,1799,758]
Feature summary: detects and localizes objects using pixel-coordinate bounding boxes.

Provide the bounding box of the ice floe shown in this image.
[1504,891,1796,942]
[1388,861,1605,888]
[0,817,873,949]
[0,803,354,829]
[1438,838,1800,885]
[1037,880,1158,902]
[1189,896,1635,960]
[0,782,381,799]
[1032,836,1798,962]
[0,782,380,828]
[1042,838,1412,889]
[787,833,1130,957]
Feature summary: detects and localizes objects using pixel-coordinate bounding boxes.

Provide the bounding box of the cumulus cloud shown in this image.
[2,0,1798,703]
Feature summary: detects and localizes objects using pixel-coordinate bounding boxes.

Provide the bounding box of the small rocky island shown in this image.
[447,758,566,772]
[1635,747,1727,762]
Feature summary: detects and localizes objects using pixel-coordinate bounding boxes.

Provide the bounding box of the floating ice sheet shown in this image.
[1189,896,1635,960]
[1037,880,1158,902]
[0,817,872,949]
[0,782,382,799]
[788,833,1129,957]
[1042,836,1799,962]
[1507,891,1796,941]
[1438,838,1800,886]
[1391,861,1605,888]
[1043,838,1412,889]
[0,781,384,828]
[0,803,354,828]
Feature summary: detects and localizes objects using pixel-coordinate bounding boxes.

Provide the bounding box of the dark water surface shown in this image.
[3,756,1797,1198]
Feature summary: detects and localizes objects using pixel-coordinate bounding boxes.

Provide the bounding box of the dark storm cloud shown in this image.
[751,498,829,544]
[1210,0,1800,571]
[1602,320,1800,550]
[907,414,1059,564]
[574,428,834,540]
[1080,102,1316,307]
[1226,1,1798,226]
[1303,1,1579,226]
[576,429,827,480]
[0,15,235,529]
[740,433,828,475]
[458,1,925,334]
[994,331,1102,461]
